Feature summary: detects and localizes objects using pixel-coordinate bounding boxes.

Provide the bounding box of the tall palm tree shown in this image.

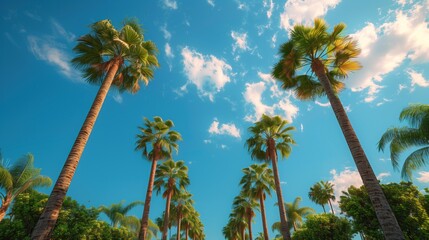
[271,18,403,239]
[246,114,295,240]
[378,104,429,181]
[0,153,51,221]
[273,196,315,232]
[154,160,190,240]
[98,200,143,228]
[31,19,159,240]
[136,116,182,240]
[172,190,193,240]
[308,181,335,214]
[240,163,275,240]
[232,193,259,240]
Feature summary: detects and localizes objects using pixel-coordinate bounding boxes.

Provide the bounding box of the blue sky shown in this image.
[1,0,429,239]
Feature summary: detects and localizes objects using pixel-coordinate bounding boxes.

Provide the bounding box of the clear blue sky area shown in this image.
[1,0,428,239]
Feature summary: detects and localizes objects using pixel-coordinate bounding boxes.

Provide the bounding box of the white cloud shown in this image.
[220,144,227,149]
[112,93,123,103]
[244,82,275,122]
[263,0,275,19]
[257,72,283,98]
[271,32,277,48]
[231,31,250,52]
[280,181,287,185]
[207,0,215,7]
[315,100,330,107]
[237,1,247,10]
[51,19,75,42]
[416,171,429,183]
[277,98,299,122]
[163,0,178,9]
[348,3,429,102]
[300,123,304,132]
[203,139,212,144]
[160,24,171,40]
[376,98,392,107]
[165,43,174,58]
[208,120,241,138]
[398,84,407,93]
[407,69,429,87]
[28,36,79,81]
[344,105,352,113]
[181,47,233,101]
[280,0,340,32]
[377,172,391,182]
[329,168,363,210]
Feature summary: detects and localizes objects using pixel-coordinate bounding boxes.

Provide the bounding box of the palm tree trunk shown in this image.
[321,204,326,213]
[259,193,269,240]
[0,193,12,222]
[176,210,182,240]
[31,58,121,240]
[185,225,189,240]
[162,190,173,240]
[311,58,404,240]
[241,227,245,240]
[268,138,291,240]
[293,222,297,232]
[328,199,334,214]
[139,147,160,240]
[247,212,253,240]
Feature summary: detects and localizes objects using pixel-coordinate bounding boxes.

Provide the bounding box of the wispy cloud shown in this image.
[208,119,241,138]
[165,43,174,58]
[231,31,250,52]
[407,69,429,88]
[416,171,429,183]
[280,0,340,32]
[160,24,172,40]
[163,0,178,9]
[207,0,215,7]
[348,2,429,102]
[180,47,233,102]
[315,101,330,107]
[51,19,75,42]
[377,172,391,182]
[24,10,42,21]
[263,0,275,19]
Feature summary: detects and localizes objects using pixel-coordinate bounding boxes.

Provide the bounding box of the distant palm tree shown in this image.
[136,116,182,240]
[378,104,429,181]
[32,19,159,240]
[240,163,275,240]
[154,160,190,240]
[271,18,403,238]
[0,153,51,221]
[232,194,259,240]
[172,190,193,240]
[246,114,296,240]
[309,181,335,214]
[273,197,315,232]
[98,200,143,228]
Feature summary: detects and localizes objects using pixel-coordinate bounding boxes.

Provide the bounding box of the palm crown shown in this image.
[240,163,274,199]
[98,200,143,228]
[154,160,190,199]
[246,114,296,162]
[136,116,182,161]
[272,18,361,100]
[72,19,159,93]
[378,104,429,180]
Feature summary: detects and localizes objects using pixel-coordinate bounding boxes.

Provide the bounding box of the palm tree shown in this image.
[136,116,182,240]
[308,181,335,214]
[0,153,51,221]
[172,190,193,240]
[271,18,403,238]
[154,160,190,240]
[378,104,429,181]
[246,114,295,240]
[31,19,159,240]
[232,194,259,240]
[273,196,315,233]
[240,163,275,240]
[98,200,143,227]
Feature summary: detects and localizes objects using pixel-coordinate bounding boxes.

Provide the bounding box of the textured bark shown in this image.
[268,138,292,240]
[185,226,189,240]
[161,190,172,240]
[259,194,269,240]
[0,193,12,222]
[139,147,160,240]
[312,58,404,240]
[328,199,334,215]
[31,58,121,240]
[247,211,253,240]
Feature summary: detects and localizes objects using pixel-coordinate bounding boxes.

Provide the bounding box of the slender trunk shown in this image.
[176,209,182,240]
[241,227,245,240]
[162,190,173,240]
[0,193,12,222]
[247,211,253,240]
[268,138,291,240]
[259,193,269,240]
[185,225,189,240]
[312,58,404,240]
[139,147,160,240]
[328,199,334,215]
[321,204,326,213]
[31,58,121,240]
[293,222,297,232]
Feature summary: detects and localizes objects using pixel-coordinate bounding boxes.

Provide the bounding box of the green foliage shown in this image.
[0,190,135,240]
[308,180,335,213]
[292,214,353,240]
[339,182,429,239]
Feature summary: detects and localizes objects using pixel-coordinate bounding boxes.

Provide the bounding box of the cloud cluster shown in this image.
[181,47,233,101]
[231,31,250,52]
[244,72,299,123]
[416,171,429,183]
[208,120,241,138]
[408,69,429,88]
[163,0,178,9]
[348,2,429,102]
[280,0,340,31]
